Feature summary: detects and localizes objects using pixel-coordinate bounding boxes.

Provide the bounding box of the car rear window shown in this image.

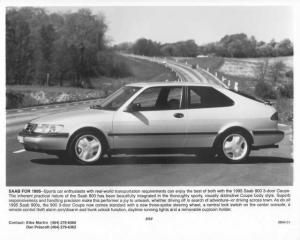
[188,86,234,108]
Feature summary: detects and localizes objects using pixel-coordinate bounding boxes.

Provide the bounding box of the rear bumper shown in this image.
[251,144,279,150]
[18,131,69,153]
[252,130,284,148]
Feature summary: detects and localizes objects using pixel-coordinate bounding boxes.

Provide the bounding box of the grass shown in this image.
[6,85,105,109]
[89,56,177,95]
[236,56,293,69]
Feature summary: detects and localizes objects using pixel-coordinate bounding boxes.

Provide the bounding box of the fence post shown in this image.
[234,82,239,91]
[46,73,50,86]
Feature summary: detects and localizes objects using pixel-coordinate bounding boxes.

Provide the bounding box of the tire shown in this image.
[217,130,251,163]
[67,130,105,165]
[56,153,68,160]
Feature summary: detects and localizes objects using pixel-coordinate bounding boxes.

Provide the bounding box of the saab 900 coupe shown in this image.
[18,82,284,164]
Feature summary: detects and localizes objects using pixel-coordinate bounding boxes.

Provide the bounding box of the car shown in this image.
[17,82,284,164]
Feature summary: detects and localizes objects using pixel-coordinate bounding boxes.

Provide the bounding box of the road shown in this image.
[6,57,293,186]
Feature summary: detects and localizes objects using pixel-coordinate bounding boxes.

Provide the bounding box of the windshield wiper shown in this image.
[90,104,103,110]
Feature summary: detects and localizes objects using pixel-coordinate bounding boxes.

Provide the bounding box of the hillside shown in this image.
[90,55,177,93]
[6,56,177,109]
[219,56,293,79]
[176,56,293,93]
[176,56,293,124]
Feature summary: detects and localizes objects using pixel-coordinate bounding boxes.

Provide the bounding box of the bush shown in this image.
[110,60,132,78]
[254,81,277,99]
[6,91,38,109]
[285,70,293,78]
[191,64,197,69]
[278,83,293,98]
[97,52,133,78]
[6,92,24,109]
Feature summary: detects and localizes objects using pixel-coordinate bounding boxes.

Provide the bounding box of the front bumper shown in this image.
[18,130,69,153]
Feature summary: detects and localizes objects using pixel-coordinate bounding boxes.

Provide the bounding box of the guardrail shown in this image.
[124,54,239,91]
[179,59,239,91]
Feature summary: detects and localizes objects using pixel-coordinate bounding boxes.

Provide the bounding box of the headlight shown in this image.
[33,124,64,134]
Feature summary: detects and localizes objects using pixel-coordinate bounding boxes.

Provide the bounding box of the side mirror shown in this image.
[126,103,141,112]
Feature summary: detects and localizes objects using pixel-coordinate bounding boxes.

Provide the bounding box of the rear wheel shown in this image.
[68,131,104,165]
[217,131,251,163]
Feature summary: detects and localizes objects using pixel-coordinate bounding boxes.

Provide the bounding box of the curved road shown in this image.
[6,56,293,186]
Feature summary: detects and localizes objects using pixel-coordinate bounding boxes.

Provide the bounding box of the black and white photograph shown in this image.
[6,5,293,186]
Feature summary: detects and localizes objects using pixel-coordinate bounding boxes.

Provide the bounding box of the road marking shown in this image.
[13,149,26,154]
[44,106,48,109]
[31,108,37,111]
[278,124,288,127]
[55,105,60,108]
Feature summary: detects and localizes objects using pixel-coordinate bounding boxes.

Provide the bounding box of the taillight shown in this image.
[271,112,279,121]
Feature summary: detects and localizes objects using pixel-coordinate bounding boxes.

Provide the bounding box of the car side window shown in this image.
[190,88,202,106]
[166,87,183,110]
[132,87,161,111]
[131,86,183,111]
[188,86,234,108]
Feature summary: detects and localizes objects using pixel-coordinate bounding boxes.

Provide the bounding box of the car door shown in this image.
[111,86,187,149]
[185,86,234,148]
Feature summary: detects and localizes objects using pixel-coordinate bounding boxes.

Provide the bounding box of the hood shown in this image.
[30,108,114,125]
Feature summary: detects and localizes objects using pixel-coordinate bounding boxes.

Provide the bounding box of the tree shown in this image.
[5,7,134,87]
[275,39,293,56]
[160,44,175,56]
[59,8,107,86]
[269,38,277,48]
[256,44,273,57]
[256,58,269,81]
[39,24,55,85]
[269,61,285,84]
[183,40,198,57]
[132,38,161,56]
[113,42,133,53]
[220,33,256,57]
[197,34,293,58]
[159,40,198,57]
[6,8,35,84]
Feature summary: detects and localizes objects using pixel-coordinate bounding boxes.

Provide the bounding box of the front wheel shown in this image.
[217,131,251,163]
[68,131,104,165]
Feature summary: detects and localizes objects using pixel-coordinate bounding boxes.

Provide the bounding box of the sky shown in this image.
[48,6,293,45]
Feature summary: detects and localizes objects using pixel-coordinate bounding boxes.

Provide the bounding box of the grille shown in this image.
[24,123,37,133]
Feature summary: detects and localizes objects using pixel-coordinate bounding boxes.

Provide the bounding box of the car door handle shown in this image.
[173,113,184,118]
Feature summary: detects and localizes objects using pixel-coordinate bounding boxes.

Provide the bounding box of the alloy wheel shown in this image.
[222,134,248,161]
[75,134,102,163]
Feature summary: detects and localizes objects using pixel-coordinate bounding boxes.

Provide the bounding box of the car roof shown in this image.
[126,81,222,88]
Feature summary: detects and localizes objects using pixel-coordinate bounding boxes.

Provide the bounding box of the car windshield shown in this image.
[91,86,141,110]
